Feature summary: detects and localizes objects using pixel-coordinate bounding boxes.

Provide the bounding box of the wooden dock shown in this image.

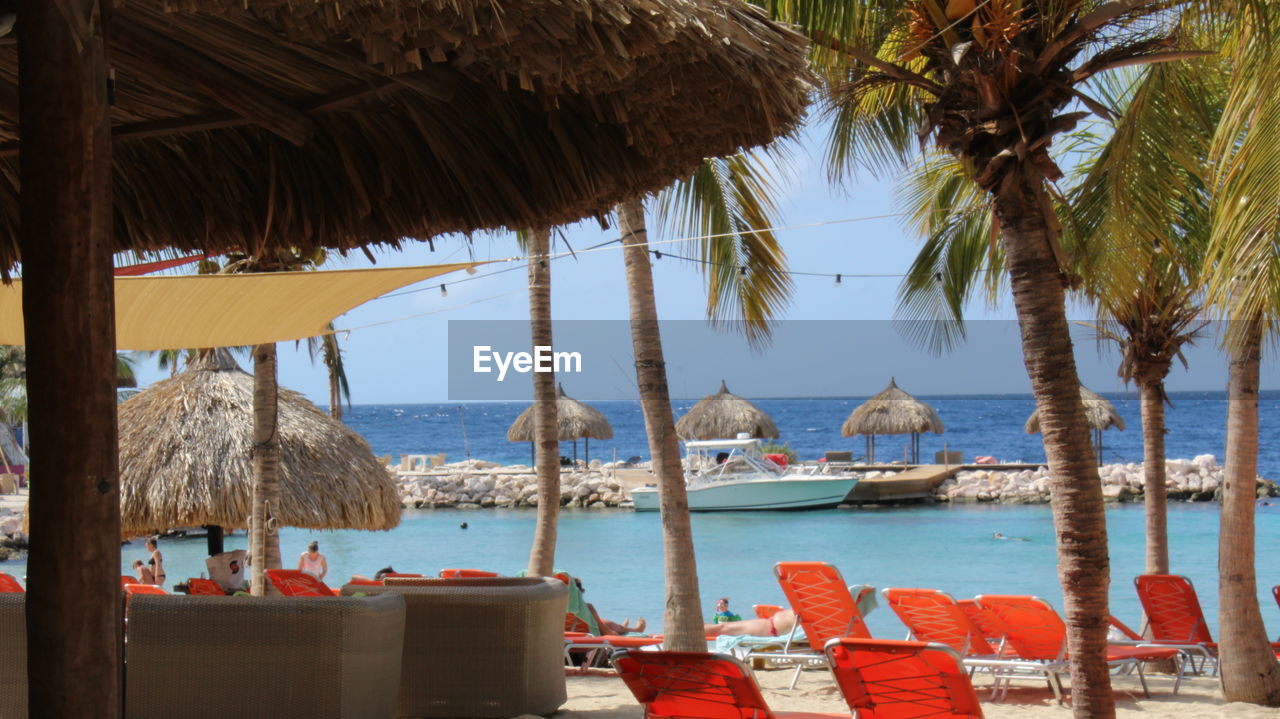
[844,464,959,503]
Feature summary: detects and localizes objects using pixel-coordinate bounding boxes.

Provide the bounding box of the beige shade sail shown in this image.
[0,263,478,350]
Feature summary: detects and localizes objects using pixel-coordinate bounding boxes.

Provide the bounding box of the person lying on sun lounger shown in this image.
[349,566,398,583]
[703,609,798,637]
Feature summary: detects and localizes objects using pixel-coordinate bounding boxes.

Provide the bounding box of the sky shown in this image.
[129,122,1277,404]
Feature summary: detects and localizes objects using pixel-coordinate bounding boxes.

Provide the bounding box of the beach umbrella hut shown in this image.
[507,383,614,464]
[841,378,944,464]
[675,380,779,440]
[117,349,400,541]
[1025,385,1126,466]
[9,0,810,709]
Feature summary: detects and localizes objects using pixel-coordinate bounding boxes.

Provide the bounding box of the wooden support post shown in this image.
[19,1,121,716]
[205,526,224,557]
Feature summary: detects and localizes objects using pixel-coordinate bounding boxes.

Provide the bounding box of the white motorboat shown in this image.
[630,436,858,512]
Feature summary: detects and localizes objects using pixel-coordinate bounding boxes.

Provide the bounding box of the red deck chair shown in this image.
[956,600,1006,646]
[1134,574,1221,673]
[438,569,497,578]
[266,569,338,597]
[978,595,1181,700]
[761,561,873,688]
[121,575,142,588]
[186,578,224,596]
[882,589,997,659]
[124,584,167,597]
[754,604,784,619]
[612,649,841,719]
[0,572,23,593]
[825,638,984,719]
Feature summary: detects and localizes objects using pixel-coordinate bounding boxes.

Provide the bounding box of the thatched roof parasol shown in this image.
[841,378,944,437]
[117,349,400,535]
[1025,385,1125,466]
[675,380,778,440]
[507,383,614,443]
[1024,386,1127,434]
[0,0,812,268]
[841,378,942,464]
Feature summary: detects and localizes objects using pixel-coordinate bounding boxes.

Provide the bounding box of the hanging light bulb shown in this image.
[934,272,943,284]
[654,250,662,260]
[465,266,478,275]
[739,266,747,277]
[835,273,842,286]
[440,283,448,297]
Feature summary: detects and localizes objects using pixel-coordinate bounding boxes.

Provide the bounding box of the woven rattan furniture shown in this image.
[0,594,25,718]
[344,576,567,718]
[125,592,405,719]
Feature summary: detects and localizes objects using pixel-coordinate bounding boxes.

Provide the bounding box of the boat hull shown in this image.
[630,476,858,512]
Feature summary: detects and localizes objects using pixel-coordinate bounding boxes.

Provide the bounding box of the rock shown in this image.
[1193,454,1218,471]
[456,502,482,510]
[1102,486,1125,502]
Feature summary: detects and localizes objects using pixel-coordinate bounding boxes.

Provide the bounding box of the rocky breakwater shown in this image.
[934,454,1280,504]
[0,488,28,560]
[394,459,633,509]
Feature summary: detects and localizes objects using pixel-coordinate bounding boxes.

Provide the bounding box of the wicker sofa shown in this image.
[125,592,405,719]
[342,576,567,718]
[0,593,25,718]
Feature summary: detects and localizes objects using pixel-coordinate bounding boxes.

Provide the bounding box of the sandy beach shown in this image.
[561,667,1274,719]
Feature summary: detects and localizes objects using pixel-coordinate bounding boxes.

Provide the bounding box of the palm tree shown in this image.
[618,150,794,651]
[522,227,561,577]
[303,325,351,420]
[763,2,1206,714]
[1200,1,1280,702]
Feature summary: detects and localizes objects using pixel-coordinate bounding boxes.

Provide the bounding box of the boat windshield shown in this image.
[688,443,784,481]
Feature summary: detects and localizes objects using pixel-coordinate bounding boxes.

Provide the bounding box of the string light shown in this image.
[654,250,662,260]
[835,273,842,286]
[440,283,448,297]
[739,266,747,277]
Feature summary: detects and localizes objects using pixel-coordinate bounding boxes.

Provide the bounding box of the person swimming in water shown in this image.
[994,531,1030,542]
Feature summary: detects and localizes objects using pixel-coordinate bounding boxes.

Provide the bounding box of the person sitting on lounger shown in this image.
[349,566,397,583]
[132,559,155,585]
[704,609,798,637]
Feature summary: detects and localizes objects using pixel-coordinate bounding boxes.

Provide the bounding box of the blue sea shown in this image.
[7,392,1280,638]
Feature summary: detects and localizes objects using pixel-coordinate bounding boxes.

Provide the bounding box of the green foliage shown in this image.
[759,440,798,462]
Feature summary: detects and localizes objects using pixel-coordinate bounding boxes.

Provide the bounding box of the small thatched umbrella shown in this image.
[508,383,614,464]
[675,380,778,440]
[841,378,943,464]
[117,349,400,540]
[1025,385,1126,466]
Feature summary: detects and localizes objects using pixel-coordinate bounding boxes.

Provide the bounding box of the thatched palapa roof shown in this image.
[1025,386,1126,433]
[841,378,944,437]
[676,380,778,440]
[0,1,812,267]
[508,384,614,443]
[117,349,400,535]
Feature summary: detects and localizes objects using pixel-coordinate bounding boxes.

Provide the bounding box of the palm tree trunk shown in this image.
[993,169,1113,719]
[617,199,705,651]
[1138,377,1169,574]
[19,2,121,713]
[250,342,283,595]
[325,335,343,420]
[1218,319,1280,704]
[525,227,561,577]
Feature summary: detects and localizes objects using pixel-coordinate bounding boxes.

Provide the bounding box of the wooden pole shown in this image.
[205,526,224,557]
[19,1,121,715]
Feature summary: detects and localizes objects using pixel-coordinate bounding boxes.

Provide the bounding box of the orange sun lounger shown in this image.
[1132,574,1280,674]
[825,638,985,719]
[612,649,841,719]
[438,569,499,578]
[0,572,23,593]
[882,588,998,660]
[754,561,874,689]
[185,578,225,596]
[977,595,1182,700]
[266,569,339,597]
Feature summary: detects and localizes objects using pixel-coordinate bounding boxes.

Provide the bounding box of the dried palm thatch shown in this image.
[841,378,944,437]
[1024,386,1126,434]
[1025,385,1124,466]
[841,378,942,464]
[117,349,399,535]
[507,384,614,443]
[675,380,778,440]
[0,1,812,268]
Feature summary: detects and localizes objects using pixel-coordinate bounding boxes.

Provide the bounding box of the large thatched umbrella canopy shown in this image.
[841,378,943,464]
[508,383,614,463]
[0,0,813,265]
[1025,385,1125,466]
[117,349,400,535]
[675,380,778,440]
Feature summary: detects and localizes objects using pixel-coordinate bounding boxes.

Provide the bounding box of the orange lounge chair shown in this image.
[978,595,1182,700]
[956,600,1006,645]
[611,649,841,719]
[754,604,784,619]
[824,638,984,719]
[121,575,143,588]
[757,561,873,688]
[882,589,998,660]
[185,578,224,596]
[1133,574,1258,674]
[266,569,339,597]
[0,572,22,593]
[438,568,498,578]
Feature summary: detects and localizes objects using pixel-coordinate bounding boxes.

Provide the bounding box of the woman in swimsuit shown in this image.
[703,609,798,637]
[297,541,328,580]
[145,537,165,587]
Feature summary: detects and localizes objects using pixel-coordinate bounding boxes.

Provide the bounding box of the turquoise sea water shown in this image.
[85,501,1279,638]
